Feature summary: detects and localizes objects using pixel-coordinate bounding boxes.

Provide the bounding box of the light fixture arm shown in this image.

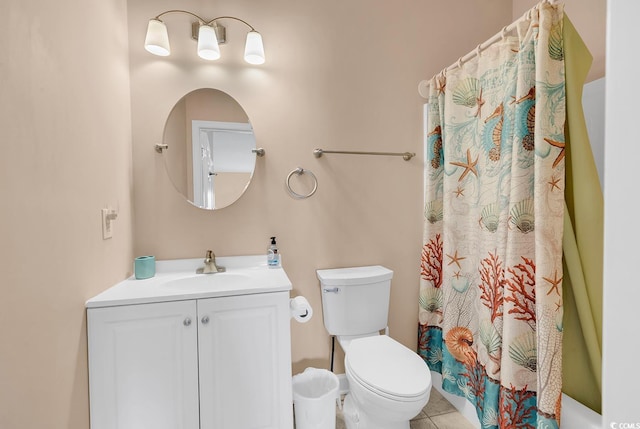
[205,16,256,32]
[152,10,257,31]
[154,9,207,24]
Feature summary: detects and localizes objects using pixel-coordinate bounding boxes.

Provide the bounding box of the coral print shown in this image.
[418,3,566,428]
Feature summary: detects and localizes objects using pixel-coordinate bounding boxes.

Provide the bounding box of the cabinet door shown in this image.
[198,292,293,429]
[87,301,199,429]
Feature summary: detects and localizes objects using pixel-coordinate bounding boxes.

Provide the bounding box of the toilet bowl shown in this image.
[316,265,431,429]
[340,335,431,429]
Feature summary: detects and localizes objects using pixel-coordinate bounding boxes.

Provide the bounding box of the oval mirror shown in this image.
[161,88,257,210]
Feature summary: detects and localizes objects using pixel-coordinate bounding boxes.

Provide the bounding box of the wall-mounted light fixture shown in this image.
[144,10,265,65]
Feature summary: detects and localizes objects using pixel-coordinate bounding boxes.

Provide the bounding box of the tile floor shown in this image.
[335,387,476,429]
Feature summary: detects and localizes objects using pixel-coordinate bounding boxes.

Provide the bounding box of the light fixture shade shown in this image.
[197,24,221,60]
[244,31,265,65]
[144,19,170,56]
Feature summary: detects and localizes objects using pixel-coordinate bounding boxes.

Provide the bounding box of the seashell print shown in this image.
[509,198,535,233]
[452,78,482,108]
[418,309,430,325]
[480,203,500,232]
[548,21,564,61]
[445,326,476,365]
[451,275,470,293]
[419,287,443,312]
[479,320,502,356]
[424,200,444,224]
[508,331,537,372]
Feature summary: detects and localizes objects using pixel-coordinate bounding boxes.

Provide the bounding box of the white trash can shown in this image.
[292,367,341,429]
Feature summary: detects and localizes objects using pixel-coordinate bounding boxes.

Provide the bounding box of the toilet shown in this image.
[317,266,431,429]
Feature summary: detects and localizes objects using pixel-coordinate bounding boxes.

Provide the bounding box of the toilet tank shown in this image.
[317,266,393,336]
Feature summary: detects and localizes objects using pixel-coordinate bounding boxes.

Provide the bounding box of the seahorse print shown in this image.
[427,125,444,169]
[515,87,536,151]
[482,103,504,161]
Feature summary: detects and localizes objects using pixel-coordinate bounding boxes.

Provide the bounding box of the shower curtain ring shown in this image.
[475,44,482,57]
[501,26,508,39]
[456,58,463,69]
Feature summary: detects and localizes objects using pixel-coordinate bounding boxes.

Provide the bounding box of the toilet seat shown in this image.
[345,335,430,402]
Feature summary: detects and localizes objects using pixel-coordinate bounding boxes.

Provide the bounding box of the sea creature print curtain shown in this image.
[418,3,566,428]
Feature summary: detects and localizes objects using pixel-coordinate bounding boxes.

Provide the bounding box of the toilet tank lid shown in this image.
[316,265,393,286]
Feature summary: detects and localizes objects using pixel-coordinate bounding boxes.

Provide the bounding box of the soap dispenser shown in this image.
[267,236,280,268]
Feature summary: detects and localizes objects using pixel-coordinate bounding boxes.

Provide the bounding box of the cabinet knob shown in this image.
[183,317,192,327]
[201,315,210,325]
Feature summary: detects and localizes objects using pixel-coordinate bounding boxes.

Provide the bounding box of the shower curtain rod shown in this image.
[418,0,558,98]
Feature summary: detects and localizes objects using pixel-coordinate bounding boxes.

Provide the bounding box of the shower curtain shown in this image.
[418,4,565,428]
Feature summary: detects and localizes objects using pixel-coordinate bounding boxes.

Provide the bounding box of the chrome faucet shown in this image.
[198,250,225,274]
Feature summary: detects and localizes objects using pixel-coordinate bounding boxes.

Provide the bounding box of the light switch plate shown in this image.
[102,208,113,239]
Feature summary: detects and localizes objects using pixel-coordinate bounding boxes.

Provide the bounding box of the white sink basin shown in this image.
[161,273,252,292]
[85,255,292,308]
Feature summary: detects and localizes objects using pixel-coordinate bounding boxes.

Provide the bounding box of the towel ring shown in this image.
[286,167,318,199]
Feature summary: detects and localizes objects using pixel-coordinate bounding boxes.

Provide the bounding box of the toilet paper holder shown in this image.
[289,296,313,323]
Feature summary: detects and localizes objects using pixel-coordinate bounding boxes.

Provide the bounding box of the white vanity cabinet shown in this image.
[197,292,292,428]
[86,256,295,429]
[87,300,200,429]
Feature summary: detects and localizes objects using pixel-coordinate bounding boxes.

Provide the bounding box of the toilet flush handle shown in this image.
[323,287,340,293]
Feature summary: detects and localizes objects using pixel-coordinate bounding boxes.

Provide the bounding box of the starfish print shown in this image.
[454,186,465,197]
[436,78,446,95]
[446,250,466,269]
[555,299,563,312]
[453,271,462,279]
[543,270,563,296]
[548,176,561,191]
[545,138,565,168]
[450,149,479,182]
[475,87,485,117]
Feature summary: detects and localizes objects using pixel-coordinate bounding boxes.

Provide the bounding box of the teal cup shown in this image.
[134,256,156,279]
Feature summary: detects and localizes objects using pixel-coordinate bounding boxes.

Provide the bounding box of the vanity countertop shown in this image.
[86,255,292,309]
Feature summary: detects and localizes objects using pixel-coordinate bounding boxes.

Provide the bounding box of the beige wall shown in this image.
[0,1,133,428]
[513,0,607,81]
[128,0,513,374]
